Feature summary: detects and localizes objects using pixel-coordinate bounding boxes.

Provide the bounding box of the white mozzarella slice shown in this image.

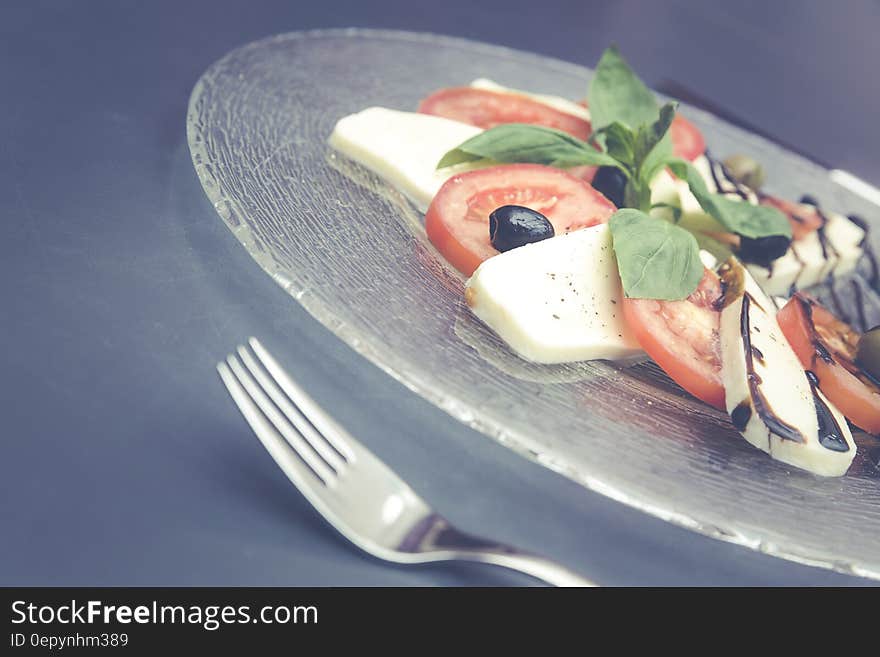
[654,157,728,234]
[465,224,642,363]
[747,212,865,296]
[746,253,810,298]
[469,78,592,122]
[771,296,789,312]
[824,210,865,277]
[699,249,719,270]
[719,260,856,476]
[692,155,716,190]
[795,231,835,289]
[661,156,864,296]
[677,175,709,216]
[648,169,680,210]
[746,247,820,298]
[329,107,482,212]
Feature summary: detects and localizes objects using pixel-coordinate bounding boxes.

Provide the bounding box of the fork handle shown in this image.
[415,519,597,586]
[449,548,598,587]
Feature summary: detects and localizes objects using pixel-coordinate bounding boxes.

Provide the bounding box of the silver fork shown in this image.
[217,337,596,587]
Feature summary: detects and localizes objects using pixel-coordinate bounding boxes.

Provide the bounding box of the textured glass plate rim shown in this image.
[187,28,880,581]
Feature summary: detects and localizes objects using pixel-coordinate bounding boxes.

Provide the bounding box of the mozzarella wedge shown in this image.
[719,259,856,476]
[465,224,642,363]
[329,107,482,212]
[825,209,865,277]
[748,235,820,297]
[469,78,592,122]
[648,169,681,215]
[746,211,866,296]
[659,155,865,296]
[651,157,728,234]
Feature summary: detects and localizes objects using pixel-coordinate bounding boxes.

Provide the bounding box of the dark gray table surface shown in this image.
[2,0,878,586]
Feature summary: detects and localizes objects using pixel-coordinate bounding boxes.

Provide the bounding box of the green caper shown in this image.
[856,326,880,381]
[722,154,766,191]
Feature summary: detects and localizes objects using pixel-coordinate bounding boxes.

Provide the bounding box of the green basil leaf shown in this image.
[588,45,659,131]
[610,208,704,300]
[625,103,676,213]
[665,158,709,195]
[651,202,683,223]
[435,148,487,169]
[710,195,792,240]
[437,124,620,170]
[636,102,676,183]
[666,158,792,239]
[590,121,636,166]
[639,131,672,185]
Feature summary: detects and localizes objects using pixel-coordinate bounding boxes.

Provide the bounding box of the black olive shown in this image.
[591,166,627,207]
[737,234,791,268]
[799,194,819,207]
[489,205,555,252]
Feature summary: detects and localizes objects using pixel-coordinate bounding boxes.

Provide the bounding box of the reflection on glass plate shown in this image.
[188,29,880,578]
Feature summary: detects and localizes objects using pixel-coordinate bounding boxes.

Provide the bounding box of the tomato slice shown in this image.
[669,114,706,162]
[425,164,616,277]
[777,293,880,433]
[758,195,823,241]
[418,87,591,140]
[622,268,725,409]
[567,165,598,184]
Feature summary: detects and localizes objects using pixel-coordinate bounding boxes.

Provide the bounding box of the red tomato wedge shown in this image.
[777,293,880,433]
[566,165,598,184]
[418,87,591,140]
[669,114,706,162]
[759,195,824,241]
[621,268,725,409]
[425,164,616,277]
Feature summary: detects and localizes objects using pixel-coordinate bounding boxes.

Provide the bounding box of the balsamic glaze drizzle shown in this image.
[707,162,871,330]
[739,293,806,444]
[750,345,765,364]
[846,214,879,291]
[805,370,851,452]
[705,152,753,200]
[731,402,751,431]
[741,294,849,453]
[797,295,836,365]
[815,207,838,264]
[796,293,880,392]
[788,199,869,329]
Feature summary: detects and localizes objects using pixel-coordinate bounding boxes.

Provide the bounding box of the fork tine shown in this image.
[223,355,337,485]
[237,344,347,473]
[248,337,356,462]
[217,361,332,493]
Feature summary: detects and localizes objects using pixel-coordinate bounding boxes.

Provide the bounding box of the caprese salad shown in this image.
[328,45,879,477]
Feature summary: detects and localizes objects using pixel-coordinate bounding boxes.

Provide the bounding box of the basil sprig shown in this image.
[610,209,704,300]
[437,123,619,170]
[665,158,791,239]
[590,102,676,211]
[435,45,789,300]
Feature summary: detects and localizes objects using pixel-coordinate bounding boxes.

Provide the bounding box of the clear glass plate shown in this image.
[187,29,880,578]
